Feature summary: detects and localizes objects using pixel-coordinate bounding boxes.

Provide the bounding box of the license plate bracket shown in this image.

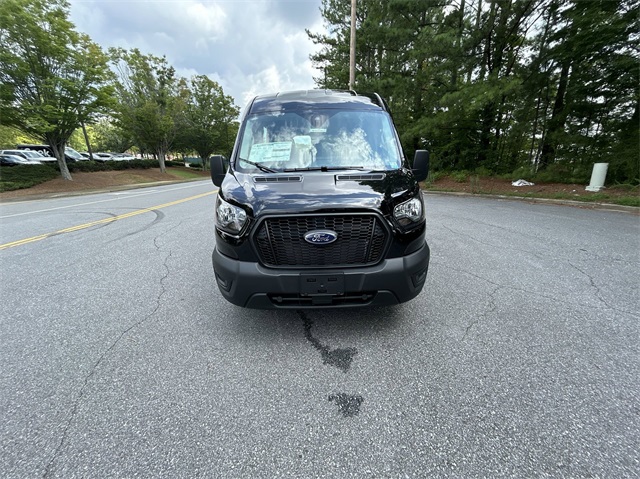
[300,273,345,295]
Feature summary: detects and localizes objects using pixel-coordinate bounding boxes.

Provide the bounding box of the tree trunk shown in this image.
[81,121,94,161]
[157,148,167,173]
[57,157,72,180]
[49,140,72,180]
[539,60,570,169]
[468,0,483,83]
[451,0,465,88]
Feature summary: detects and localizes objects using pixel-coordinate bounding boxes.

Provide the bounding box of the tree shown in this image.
[308,0,639,184]
[538,0,639,181]
[176,75,239,169]
[91,118,134,153]
[0,125,38,149]
[307,0,353,89]
[308,0,452,157]
[0,0,114,180]
[110,48,186,173]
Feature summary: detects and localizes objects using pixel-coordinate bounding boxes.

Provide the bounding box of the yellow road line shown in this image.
[0,191,215,251]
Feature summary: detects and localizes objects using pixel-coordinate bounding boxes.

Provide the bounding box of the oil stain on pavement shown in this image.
[298,310,357,373]
[297,311,364,418]
[328,393,364,417]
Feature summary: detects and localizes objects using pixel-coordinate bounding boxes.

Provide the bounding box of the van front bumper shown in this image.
[211,241,430,309]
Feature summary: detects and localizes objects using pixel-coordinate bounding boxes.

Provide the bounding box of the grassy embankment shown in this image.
[423,172,639,208]
[0,161,205,193]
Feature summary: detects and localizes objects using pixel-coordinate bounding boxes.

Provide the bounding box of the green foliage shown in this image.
[473,166,493,178]
[508,166,536,182]
[532,163,591,185]
[109,48,184,172]
[0,160,188,191]
[427,171,447,183]
[173,75,240,169]
[90,118,134,153]
[308,0,639,184]
[611,196,640,208]
[0,164,58,191]
[0,0,115,180]
[166,168,205,180]
[451,170,469,183]
[0,125,39,149]
[63,159,181,173]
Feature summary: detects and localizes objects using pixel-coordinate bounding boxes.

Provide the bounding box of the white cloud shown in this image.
[68,0,326,107]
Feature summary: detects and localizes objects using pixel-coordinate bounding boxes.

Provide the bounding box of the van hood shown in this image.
[219,170,419,218]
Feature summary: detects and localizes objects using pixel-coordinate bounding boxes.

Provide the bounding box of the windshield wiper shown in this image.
[238,157,277,173]
[283,165,364,172]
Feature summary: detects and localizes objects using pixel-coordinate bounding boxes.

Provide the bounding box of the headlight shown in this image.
[216,196,248,234]
[393,197,423,225]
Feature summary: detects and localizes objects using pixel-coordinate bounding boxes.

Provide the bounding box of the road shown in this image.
[1,181,638,478]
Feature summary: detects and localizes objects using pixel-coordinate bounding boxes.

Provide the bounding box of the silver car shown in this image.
[0,149,51,164]
[0,153,42,165]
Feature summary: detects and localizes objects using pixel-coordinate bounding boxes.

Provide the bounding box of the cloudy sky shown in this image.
[68,0,327,108]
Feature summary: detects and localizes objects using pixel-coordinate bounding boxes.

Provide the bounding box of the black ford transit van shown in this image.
[210,90,430,309]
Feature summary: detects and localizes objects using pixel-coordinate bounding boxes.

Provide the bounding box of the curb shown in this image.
[422,189,639,214]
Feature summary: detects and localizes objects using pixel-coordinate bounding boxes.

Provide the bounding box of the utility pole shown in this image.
[349,0,356,90]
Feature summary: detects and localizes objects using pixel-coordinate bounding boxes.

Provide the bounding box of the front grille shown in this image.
[253,214,388,268]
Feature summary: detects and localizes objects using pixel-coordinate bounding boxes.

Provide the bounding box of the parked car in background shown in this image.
[19,150,58,164]
[1,149,57,164]
[92,152,114,162]
[0,153,42,166]
[65,147,87,161]
[16,144,85,162]
[1,154,26,166]
[111,153,135,161]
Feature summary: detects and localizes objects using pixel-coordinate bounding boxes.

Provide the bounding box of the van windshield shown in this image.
[236,109,402,172]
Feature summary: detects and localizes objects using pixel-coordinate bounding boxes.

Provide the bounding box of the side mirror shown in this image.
[211,155,227,187]
[412,150,429,182]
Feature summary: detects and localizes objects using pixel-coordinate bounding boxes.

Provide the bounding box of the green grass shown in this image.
[167,169,208,180]
[425,184,639,207]
[0,163,204,193]
[542,192,640,207]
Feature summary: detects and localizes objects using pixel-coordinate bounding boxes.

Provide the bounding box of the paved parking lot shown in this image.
[1,183,638,477]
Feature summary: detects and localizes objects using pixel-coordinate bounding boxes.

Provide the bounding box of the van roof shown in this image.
[248,89,389,114]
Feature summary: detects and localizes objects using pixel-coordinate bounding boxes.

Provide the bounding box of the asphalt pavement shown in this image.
[1,180,638,477]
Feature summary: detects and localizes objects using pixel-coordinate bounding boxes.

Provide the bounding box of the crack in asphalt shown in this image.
[462,285,502,342]
[434,261,638,317]
[442,222,640,267]
[567,261,638,317]
[441,224,546,260]
[42,224,180,478]
[459,216,552,243]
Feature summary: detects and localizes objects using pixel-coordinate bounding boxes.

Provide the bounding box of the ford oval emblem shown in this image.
[304,229,338,245]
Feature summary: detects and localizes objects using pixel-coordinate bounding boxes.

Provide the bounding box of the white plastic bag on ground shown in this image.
[512,179,535,186]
